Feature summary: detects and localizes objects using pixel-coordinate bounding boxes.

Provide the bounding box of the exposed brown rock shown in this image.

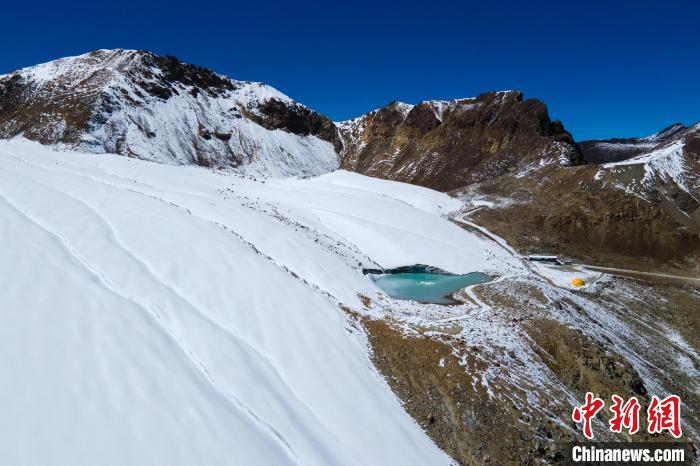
[246,98,341,152]
[526,319,646,398]
[339,91,582,191]
[361,313,657,464]
[362,317,568,465]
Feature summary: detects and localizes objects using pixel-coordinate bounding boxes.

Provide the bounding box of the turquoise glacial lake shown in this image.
[372,272,492,304]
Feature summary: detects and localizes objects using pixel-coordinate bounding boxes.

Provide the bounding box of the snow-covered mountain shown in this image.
[0,49,340,177]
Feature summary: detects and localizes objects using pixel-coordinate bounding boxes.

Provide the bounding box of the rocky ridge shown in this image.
[337,91,583,191]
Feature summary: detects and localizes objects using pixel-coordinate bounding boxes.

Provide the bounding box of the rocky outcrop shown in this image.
[246,98,342,152]
[0,49,340,177]
[338,91,583,191]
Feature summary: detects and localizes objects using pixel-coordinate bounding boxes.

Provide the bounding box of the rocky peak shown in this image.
[338,91,582,191]
[0,49,340,177]
[649,122,687,139]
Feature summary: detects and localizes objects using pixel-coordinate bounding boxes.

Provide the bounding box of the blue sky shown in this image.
[2,0,698,140]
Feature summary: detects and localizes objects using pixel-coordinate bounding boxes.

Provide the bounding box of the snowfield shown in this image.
[0,138,517,465]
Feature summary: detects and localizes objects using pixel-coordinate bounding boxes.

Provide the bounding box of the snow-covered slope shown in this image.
[601,140,692,192]
[580,123,688,164]
[0,137,519,465]
[0,50,340,177]
[593,123,700,231]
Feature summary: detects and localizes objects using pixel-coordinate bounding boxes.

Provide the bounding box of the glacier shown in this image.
[0,137,515,465]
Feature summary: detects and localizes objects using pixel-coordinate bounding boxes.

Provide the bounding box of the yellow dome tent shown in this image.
[570,277,585,287]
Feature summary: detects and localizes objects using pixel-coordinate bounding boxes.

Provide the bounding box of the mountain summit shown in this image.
[0,49,340,176]
[337,91,582,191]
